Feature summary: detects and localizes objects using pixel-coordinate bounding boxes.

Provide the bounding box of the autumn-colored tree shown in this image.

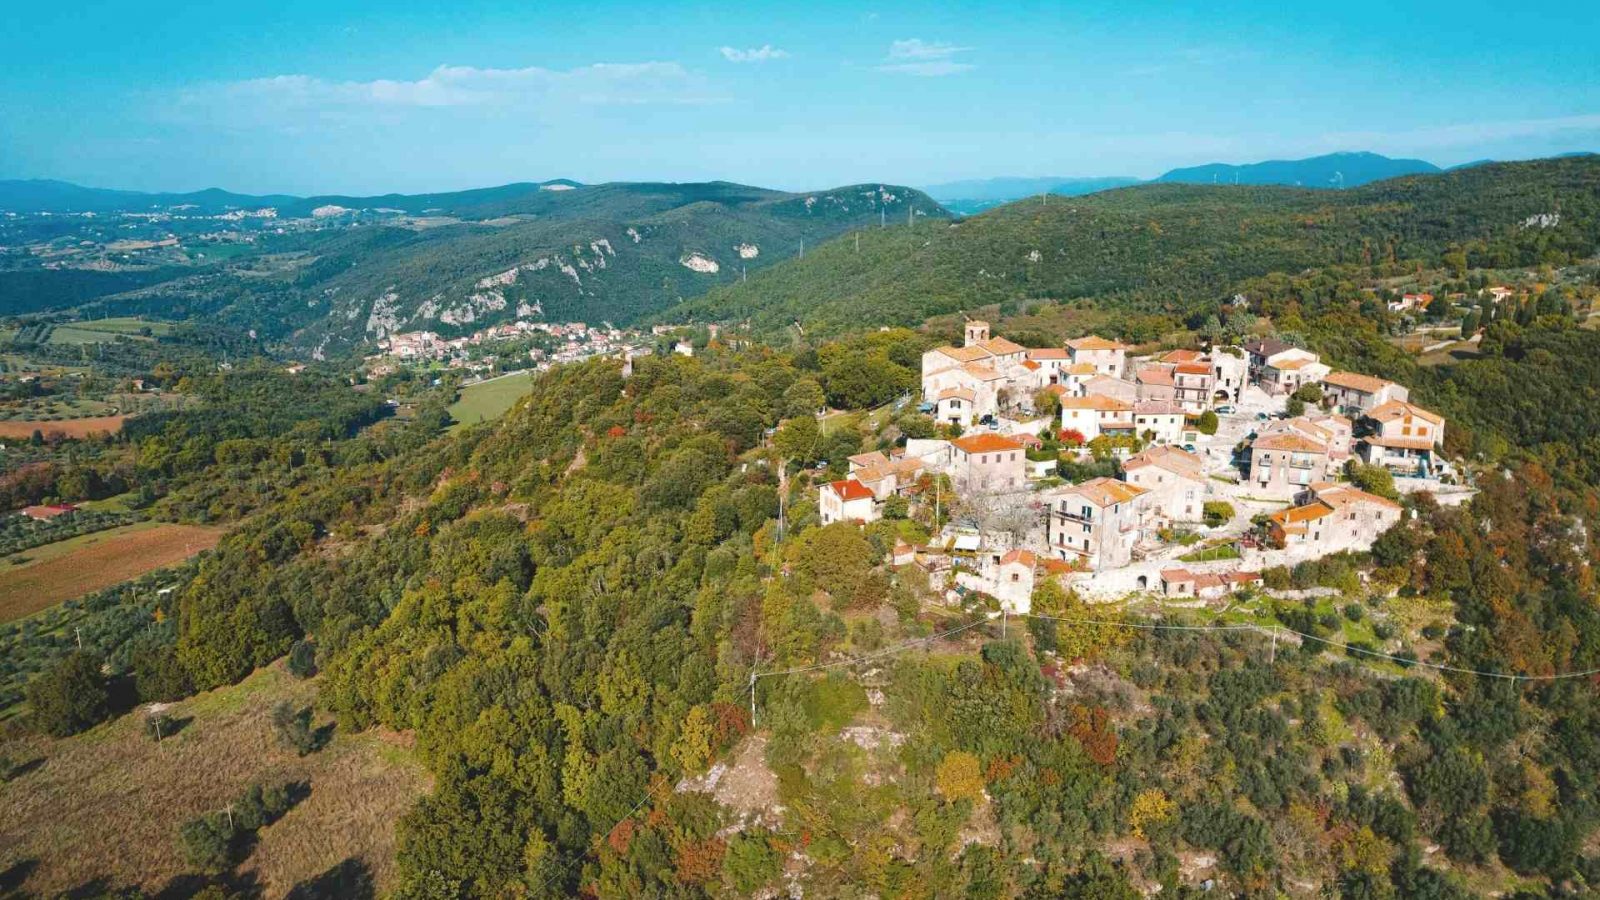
[936,751,985,802]
[1128,788,1176,838]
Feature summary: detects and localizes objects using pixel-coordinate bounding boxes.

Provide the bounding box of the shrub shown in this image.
[936,751,985,802]
[270,701,322,756]
[26,651,110,737]
[1202,501,1235,528]
[179,811,239,873]
[1196,410,1219,435]
[144,711,177,742]
[287,639,318,679]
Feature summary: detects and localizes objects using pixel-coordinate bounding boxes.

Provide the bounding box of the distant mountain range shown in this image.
[1154,151,1441,188]
[0,178,596,217]
[0,179,949,351]
[922,176,1141,215]
[922,151,1591,212]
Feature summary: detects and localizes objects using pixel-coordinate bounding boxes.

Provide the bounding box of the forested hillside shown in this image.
[9,181,947,352]
[667,156,1600,337]
[7,314,1600,894]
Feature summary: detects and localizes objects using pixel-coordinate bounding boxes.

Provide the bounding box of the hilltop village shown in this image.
[817,320,1456,609]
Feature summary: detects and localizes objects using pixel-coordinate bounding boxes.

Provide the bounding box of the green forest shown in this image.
[668,156,1600,338]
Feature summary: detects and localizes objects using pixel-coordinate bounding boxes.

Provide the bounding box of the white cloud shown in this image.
[181,61,722,114]
[877,39,974,76]
[719,44,789,63]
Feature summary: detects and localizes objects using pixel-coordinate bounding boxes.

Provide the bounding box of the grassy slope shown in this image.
[667,156,1600,336]
[447,371,536,431]
[0,663,430,897]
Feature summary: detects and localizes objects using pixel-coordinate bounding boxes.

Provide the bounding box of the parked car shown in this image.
[1215,405,1235,414]
[1255,412,1270,421]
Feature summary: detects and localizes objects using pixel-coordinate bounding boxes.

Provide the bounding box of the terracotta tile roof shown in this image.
[1060,395,1134,412]
[1000,548,1037,567]
[1027,348,1070,360]
[1066,335,1127,351]
[1311,482,1403,511]
[1369,399,1444,425]
[951,433,1025,454]
[961,362,1007,381]
[1322,370,1393,394]
[1133,400,1186,415]
[938,387,976,402]
[1364,435,1437,451]
[1135,366,1175,386]
[1159,349,1205,363]
[1271,357,1316,371]
[1174,362,1212,375]
[1160,567,1195,582]
[1126,444,1204,474]
[1063,476,1148,507]
[979,336,1027,355]
[1064,362,1098,376]
[1021,359,1042,371]
[1270,501,1334,528]
[849,451,890,469]
[828,479,875,502]
[933,345,993,363]
[1253,432,1328,453]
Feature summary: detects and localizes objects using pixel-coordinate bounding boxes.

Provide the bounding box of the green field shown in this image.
[447,371,536,430]
[45,318,172,345]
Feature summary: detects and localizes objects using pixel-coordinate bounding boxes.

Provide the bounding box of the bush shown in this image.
[26,651,110,737]
[1343,603,1365,622]
[144,711,177,741]
[287,639,318,679]
[1196,410,1219,435]
[1202,501,1234,528]
[179,811,239,873]
[270,701,322,756]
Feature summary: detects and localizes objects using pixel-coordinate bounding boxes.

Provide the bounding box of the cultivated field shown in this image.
[0,415,126,439]
[0,663,431,896]
[447,370,534,430]
[0,522,223,622]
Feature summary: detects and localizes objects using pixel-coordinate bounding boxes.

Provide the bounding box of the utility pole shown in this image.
[799,239,804,259]
[908,205,913,227]
[1269,626,1278,665]
[880,207,886,228]
[75,627,83,650]
[855,231,860,253]
[748,670,757,727]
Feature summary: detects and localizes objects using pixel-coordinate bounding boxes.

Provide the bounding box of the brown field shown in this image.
[0,663,432,896]
[0,523,224,622]
[0,415,126,439]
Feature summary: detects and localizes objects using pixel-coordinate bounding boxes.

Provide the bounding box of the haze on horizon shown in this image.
[2,0,1597,196]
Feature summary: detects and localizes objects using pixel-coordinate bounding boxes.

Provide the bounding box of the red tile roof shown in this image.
[951,433,1025,454]
[828,479,875,502]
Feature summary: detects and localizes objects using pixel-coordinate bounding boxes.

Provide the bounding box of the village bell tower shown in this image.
[964,320,990,347]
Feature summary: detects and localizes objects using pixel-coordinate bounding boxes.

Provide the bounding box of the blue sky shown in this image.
[3,0,1597,194]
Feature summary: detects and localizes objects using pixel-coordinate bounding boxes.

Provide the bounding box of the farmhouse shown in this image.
[819,478,879,525]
